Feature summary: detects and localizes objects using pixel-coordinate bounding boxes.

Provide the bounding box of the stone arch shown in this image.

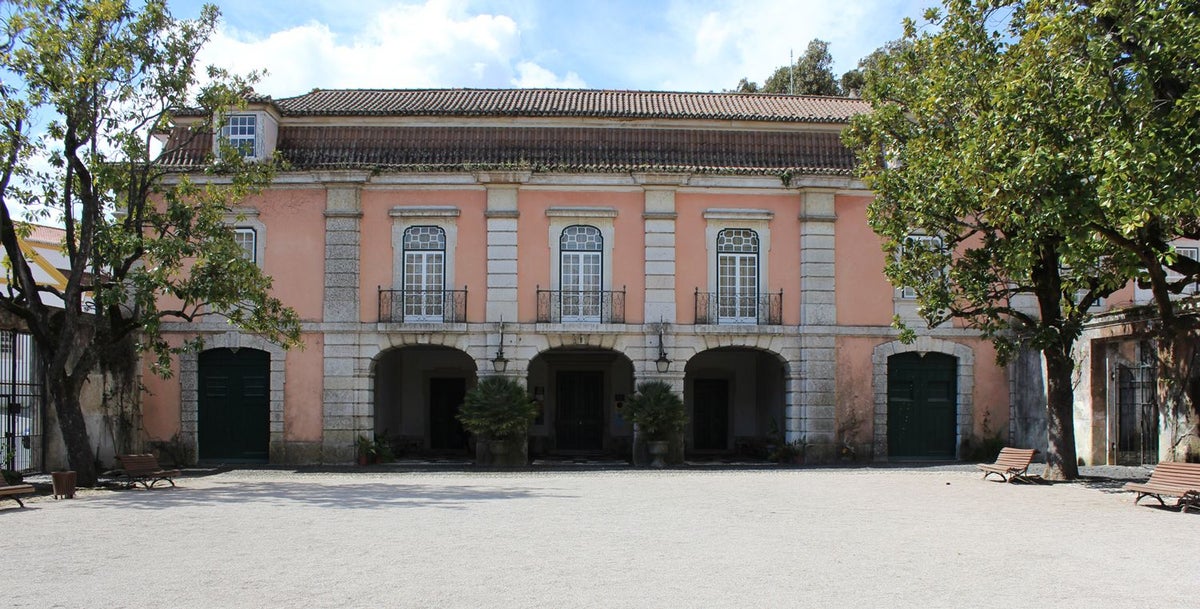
[180,332,287,462]
[872,337,975,460]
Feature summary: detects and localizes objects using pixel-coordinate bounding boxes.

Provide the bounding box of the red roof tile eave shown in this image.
[155,162,857,177]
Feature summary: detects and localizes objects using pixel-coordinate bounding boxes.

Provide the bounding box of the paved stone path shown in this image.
[5,466,1196,608]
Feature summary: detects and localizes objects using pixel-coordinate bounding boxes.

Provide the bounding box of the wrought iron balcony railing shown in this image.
[378,287,468,323]
[694,289,783,325]
[536,287,626,323]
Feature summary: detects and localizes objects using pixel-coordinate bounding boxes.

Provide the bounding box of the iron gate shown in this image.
[1116,343,1158,466]
[1,330,42,472]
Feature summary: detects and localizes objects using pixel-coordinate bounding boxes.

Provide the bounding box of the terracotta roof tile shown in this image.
[271,88,868,123]
[160,125,855,175]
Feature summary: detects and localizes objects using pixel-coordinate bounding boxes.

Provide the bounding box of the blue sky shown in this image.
[170,0,930,97]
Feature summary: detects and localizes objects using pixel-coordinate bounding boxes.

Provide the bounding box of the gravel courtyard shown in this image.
[4,466,1196,608]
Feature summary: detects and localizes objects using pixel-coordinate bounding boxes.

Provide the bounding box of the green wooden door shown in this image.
[692,378,729,450]
[198,348,270,462]
[555,371,604,451]
[887,352,957,459]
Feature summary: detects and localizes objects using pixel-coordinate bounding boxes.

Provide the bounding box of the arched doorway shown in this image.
[887,352,957,459]
[527,348,635,455]
[373,346,477,455]
[198,348,270,462]
[685,347,787,457]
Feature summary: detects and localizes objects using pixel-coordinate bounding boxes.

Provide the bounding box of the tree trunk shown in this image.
[1042,348,1080,480]
[1156,334,1200,462]
[48,374,98,486]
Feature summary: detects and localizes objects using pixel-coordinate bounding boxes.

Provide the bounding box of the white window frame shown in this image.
[559,225,604,322]
[899,234,944,299]
[702,209,773,325]
[1172,245,1200,295]
[716,228,760,324]
[233,228,257,264]
[220,113,259,159]
[401,226,447,322]
[224,208,266,268]
[547,207,617,323]
[390,207,460,323]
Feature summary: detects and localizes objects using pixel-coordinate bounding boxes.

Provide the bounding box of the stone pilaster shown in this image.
[795,189,839,449]
[799,189,837,326]
[480,174,524,325]
[321,176,366,462]
[637,175,684,325]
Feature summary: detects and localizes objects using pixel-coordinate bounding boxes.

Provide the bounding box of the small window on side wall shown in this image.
[900,234,943,299]
[233,228,257,264]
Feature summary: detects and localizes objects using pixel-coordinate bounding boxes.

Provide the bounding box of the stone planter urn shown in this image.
[52,470,77,499]
[647,440,670,468]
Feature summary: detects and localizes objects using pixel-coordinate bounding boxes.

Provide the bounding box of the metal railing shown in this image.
[694,289,783,325]
[536,287,626,323]
[378,287,468,323]
[1,330,41,472]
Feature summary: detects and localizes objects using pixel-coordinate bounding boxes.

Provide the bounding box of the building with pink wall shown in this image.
[146,89,1014,464]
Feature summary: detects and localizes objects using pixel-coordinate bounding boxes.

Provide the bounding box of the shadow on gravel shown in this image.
[70,480,572,511]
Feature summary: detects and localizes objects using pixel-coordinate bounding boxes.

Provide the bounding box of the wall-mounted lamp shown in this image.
[492,318,508,373]
[655,317,671,373]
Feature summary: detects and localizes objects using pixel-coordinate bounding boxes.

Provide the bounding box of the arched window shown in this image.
[560,225,603,322]
[716,228,759,323]
[402,226,446,321]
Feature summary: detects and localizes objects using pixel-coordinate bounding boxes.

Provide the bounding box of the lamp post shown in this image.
[492,318,508,373]
[655,318,670,373]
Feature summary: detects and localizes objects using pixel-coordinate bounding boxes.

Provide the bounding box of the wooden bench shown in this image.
[1123,462,1200,512]
[114,454,180,489]
[977,447,1039,483]
[0,482,36,508]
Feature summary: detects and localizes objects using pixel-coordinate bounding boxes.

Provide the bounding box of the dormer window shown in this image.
[221,114,259,159]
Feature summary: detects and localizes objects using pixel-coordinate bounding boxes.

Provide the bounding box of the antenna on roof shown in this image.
[789,48,795,95]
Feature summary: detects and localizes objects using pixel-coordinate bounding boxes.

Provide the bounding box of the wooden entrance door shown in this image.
[887,352,957,459]
[692,378,729,450]
[429,377,468,451]
[555,371,604,451]
[198,348,270,462]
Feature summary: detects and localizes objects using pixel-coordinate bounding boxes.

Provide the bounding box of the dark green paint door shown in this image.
[198,348,270,462]
[887,352,957,459]
[429,377,468,451]
[692,378,729,450]
[555,371,604,451]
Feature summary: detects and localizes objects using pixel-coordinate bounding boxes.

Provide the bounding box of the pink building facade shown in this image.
[145,89,1012,464]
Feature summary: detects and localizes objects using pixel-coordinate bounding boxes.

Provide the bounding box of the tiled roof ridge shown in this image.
[264,87,869,123]
[283,86,857,102]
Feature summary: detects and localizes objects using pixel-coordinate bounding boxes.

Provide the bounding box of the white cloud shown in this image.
[197,0,586,96]
[658,0,925,92]
[511,62,586,89]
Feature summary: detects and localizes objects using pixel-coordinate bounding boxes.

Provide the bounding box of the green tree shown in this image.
[0,0,301,485]
[843,0,1171,479]
[736,39,842,96]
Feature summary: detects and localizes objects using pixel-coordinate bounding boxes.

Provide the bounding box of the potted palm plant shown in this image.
[624,380,687,468]
[457,376,538,467]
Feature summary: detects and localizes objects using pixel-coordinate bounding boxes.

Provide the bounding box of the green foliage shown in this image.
[0,0,301,483]
[768,438,806,464]
[735,39,843,96]
[840,0,1200,479]
[457,376,538,441]
[623,380,686,441]
[1,469,23,485]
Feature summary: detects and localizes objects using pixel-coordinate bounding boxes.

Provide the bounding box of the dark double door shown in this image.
[692,378,730,450]
[556,371,604,451]
[198,348,270,462]
[429,377,468,451]
[887,352,957,459]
